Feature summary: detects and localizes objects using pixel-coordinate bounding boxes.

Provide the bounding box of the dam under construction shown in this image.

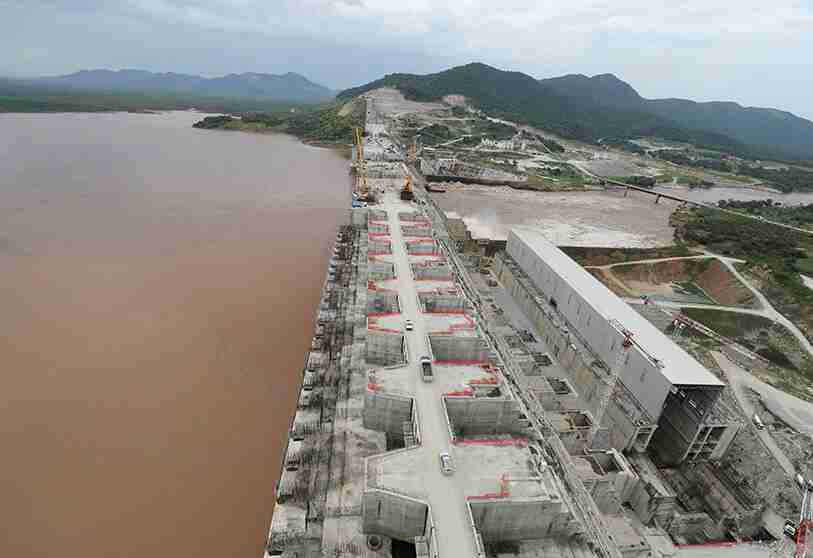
[261,96,799,558]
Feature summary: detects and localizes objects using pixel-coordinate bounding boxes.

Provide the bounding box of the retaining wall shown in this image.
[412,262,452,281]
[368,291,400,315]
[366,330,405,367]
[445,397,529,437]
[429,335,492,363]
[364,391,413,437]
[362,490,428,541]
[419,292,468,313]
[469,499,576,542]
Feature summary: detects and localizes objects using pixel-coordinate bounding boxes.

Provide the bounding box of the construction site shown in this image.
[262,93,813,558]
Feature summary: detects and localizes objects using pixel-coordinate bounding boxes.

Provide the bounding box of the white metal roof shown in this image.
[509,227,724,388]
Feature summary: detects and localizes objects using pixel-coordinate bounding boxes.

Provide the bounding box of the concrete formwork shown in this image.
[369,222,390,234]
[406,239,438,256]
[411,261,452,282]
[469,499,577,542]
[369,261,396,281]
[429,335,492,363]
[572,450,639,515]
[626,453,678,525]
[362,489,428,542]
[363,390,414,437]
[445,397,530,437]
[367,290,400,315]
[418,291,469,313]
[535,376,579,411]
[397,211,429,223]
[366,330,405,367]
[401,224,431,237]
[369,238,392,255]
[548,410,594,455]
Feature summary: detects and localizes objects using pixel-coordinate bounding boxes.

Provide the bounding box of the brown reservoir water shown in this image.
[0,112,348,558]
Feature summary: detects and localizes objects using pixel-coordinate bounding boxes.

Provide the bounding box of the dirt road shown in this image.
[711,352,796,476]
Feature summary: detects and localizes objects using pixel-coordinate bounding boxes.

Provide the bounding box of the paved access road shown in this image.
[380,190,480,557]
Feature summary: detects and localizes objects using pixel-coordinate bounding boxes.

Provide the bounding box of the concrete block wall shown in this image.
[401,224,431,237]
[366,331,405,367]
[369,239,392,255]
[429,335,492,363]
[369,261,396,281]
[469,499,577,542]
[406,240,437,255]
[411,262,452,281]
[367,291,399,314]
[418,292,468,313]
[445,397,529,437]
[363,391,413,437]
[362,490,428,541]
[397,211,428,223]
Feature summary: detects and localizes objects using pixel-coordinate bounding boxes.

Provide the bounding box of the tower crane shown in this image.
[591,320,634,445]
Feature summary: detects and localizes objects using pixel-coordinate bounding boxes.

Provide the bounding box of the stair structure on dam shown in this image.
[263,97,745,558]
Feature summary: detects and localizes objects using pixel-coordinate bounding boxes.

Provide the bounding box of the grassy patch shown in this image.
[794,258,813,276]
[681,307,773,340]
[562,245,692,266]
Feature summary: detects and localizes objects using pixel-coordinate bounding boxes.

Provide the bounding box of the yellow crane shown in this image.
[400,175,414,201]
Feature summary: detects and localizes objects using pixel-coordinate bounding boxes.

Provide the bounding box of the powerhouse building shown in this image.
[504,227,740,464]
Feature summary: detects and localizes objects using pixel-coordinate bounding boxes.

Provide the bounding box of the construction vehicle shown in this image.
[400,175,414,201]
[420,356,434,382]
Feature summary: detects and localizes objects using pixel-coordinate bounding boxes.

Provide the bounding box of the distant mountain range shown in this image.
[18,69,336,103]
[338,63,813,163]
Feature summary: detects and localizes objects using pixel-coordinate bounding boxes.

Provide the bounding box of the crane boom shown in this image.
[591,321,634,444]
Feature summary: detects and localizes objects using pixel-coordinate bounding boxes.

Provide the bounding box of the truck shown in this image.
[753,413,765,430]
[420,356,434,382]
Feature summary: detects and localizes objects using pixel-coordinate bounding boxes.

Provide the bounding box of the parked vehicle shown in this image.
[784,520,797,539]
[420,356,433,382]
[753,414,765,430]
[439,452,454,475]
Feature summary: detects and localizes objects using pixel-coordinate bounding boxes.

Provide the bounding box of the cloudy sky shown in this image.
[3,0,812,118]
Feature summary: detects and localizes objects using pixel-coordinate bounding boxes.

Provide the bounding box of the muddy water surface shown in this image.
[0,112,347,558]
[433,185,680,247]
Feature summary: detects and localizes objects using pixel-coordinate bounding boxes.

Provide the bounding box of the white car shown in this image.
[439,452,454,475]
[405,319,414,331]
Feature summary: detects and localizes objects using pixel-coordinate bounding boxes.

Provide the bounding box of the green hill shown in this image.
[338,63,813,164]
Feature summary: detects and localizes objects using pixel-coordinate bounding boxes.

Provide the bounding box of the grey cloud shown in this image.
[1,0,811,119]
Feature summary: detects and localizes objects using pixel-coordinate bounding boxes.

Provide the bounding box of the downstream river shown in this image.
[0,112,348,558]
